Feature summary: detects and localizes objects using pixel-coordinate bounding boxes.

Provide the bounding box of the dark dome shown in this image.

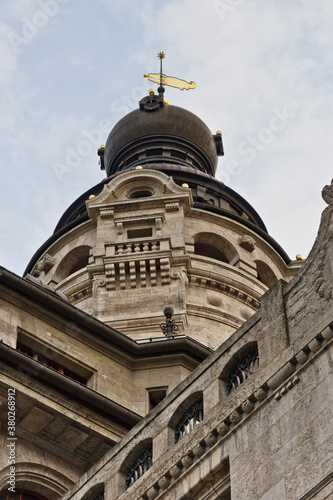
[103,96,223,177]
[23,95,293,277]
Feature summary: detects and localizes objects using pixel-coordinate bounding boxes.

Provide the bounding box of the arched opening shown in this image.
[174,399,203,444]
[120,438,153,490]
[255,260,278,288]
[55,245,91,281]
[0,463,73,500]
[127,188,154,199]
[125,447,153,489]
[169,391,204,444]
[194,233,238,265]
[195,242,228,263]
[221,342,259,396]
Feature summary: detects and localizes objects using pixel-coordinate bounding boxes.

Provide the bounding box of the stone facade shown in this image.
[60,183,333,500]
[0,94,332,499]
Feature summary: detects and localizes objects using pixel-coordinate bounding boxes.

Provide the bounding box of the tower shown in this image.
[25,89,299,350]
[0,69,332,500]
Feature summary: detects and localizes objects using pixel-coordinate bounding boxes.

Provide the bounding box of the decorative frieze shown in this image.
[100,209,114,219]
[274,374,300,401]
[188,275,260,310]
[165,201,180,212]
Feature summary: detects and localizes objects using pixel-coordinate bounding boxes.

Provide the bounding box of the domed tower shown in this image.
[25,89,299,350]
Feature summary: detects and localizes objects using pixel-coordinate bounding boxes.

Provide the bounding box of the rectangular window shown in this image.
[148,388,167,411]
[16,329,93,386]
[127,228,153,239]
[17,342,88,385]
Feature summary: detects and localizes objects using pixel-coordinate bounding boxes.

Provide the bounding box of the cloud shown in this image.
[0,0,332,275]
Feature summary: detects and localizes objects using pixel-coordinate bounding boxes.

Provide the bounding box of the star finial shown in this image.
[157,51,165,59]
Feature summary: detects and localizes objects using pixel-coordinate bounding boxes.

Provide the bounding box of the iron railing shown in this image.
[126,447,153,489]
[175,399,204,444]
[226,348,259,395]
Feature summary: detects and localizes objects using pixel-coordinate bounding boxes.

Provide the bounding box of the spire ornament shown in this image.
[144,52,196,93]
[160,307,180,337]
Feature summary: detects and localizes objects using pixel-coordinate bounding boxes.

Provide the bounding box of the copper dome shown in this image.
[103,96,223,178]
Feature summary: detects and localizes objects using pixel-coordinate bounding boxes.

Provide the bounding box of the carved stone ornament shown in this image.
[207,293,222,307]
[239,234,256,252]
[322,178,333,205]
[116,222,123,235]
[43,254,56,273]
[35,253,55,274]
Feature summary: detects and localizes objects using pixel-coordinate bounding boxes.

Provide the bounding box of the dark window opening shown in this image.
[171,149,186,160]
[127,227,153,239]
[148,388,167,411]
[17,342,87,385]
[146,148,163,157]
[128,189,153,199]
[125,154,139,165]
[191,158,203,170]
[69,254,89,275]
[194,242,229,263]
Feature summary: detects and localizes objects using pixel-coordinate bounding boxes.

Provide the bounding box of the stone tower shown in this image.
[25,93,299,350]
[1,89,331,500]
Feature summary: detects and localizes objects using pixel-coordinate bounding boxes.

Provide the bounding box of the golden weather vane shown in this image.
[144,52,196,92]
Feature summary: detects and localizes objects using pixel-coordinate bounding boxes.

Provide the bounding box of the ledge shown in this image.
[0,341,142,429]
[0,266,212,364]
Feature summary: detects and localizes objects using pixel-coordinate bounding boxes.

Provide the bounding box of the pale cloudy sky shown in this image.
[0,0,332,275]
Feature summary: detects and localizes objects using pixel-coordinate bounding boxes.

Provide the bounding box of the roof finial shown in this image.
[144,53,196,93]
[160,306,180,337]
[157,51,166,96]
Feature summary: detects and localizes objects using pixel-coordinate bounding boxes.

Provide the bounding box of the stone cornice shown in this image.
[0,267,211,365]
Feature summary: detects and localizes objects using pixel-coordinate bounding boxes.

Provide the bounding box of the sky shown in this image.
[0,0,332,276]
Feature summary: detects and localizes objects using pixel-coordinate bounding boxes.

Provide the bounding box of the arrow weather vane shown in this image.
[144,52,196,93]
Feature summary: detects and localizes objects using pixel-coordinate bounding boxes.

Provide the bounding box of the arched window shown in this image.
[0,489,48,500]
[194,233,238,265]
[255,260,278,288]
[225,347,259,395]
[55,245,91,281]
[175,399,204,444]
[125,446,153,489]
